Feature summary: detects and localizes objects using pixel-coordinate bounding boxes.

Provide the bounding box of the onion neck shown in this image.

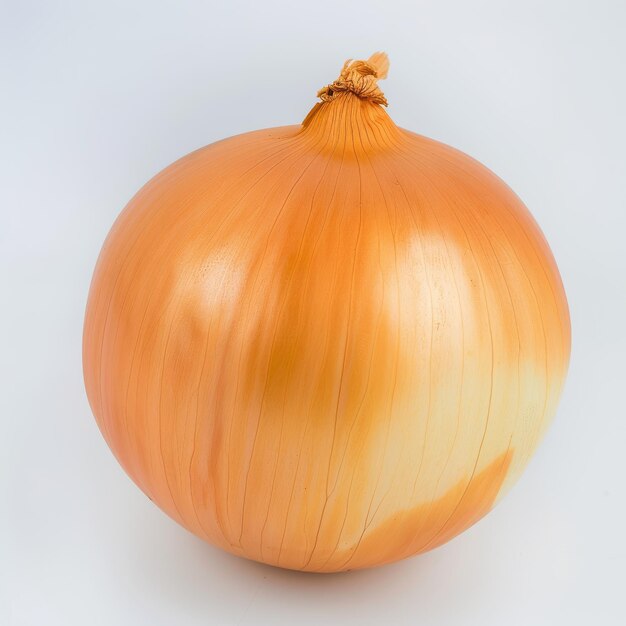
[299,52,400,152]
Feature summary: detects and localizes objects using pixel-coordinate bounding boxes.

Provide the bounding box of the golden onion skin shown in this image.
[83,55,570,572]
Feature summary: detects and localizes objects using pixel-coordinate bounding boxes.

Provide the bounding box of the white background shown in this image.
[2,1,625,624]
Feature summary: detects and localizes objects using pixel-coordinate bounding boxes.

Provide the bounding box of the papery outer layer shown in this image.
[83,65,570,572]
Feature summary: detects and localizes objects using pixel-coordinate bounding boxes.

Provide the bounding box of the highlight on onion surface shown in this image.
[83,53,570,572]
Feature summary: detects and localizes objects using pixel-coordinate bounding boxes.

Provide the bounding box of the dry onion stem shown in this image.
[83,53,570,572]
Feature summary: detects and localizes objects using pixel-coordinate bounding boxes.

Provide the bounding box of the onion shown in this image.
[83,53,570,572]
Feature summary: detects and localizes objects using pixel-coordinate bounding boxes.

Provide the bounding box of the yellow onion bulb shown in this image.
[83,53,570,572]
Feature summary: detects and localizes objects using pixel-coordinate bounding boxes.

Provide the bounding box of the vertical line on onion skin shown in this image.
[469,195,552,450]
[331,115,402,564]
[171,138,314,544]
[325,98,363,500]
[234,119,340,553]
[108,194,200,515]
[291,140,351,568]
[257,110,342,563]
[334,150,454,571]
[162,135,314,541]
[301,97,365,569]
[107,255,150,471]
[313,110,392,571]
[393,177,434,502]
[353,106,399,533]
[366,144,468,542]
[187,313,218,543]
[408,143,561,414]
[412,203,496,552]
[177,139,324,536]
[184,127,326,544]
[115,168,237,488]
[156,274,193,522]
[410,144,551,479]
[219,200,291,543]
[195,140,321,541]
[401,161,519,553]
[121,284,155,495]
[91,138,298,450]
[468,201,548,463]
[401,149,537,418]
[277,108,351,568]
[446,180,537,480]
[95,215,152,445]
[388,153,496,556]
[417,142,548,551]
[95,135,304,523]
[358,110,434,524]
[322,157,432,568]
[275,112,348,566]
[415,176,467,523]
